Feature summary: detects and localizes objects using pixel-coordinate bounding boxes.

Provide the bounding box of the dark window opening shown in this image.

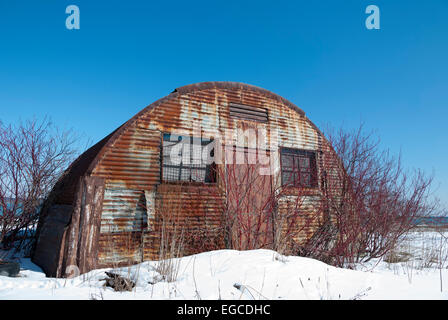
[280,147,318,188]
[162,133,215,183]
[229,103,268,122]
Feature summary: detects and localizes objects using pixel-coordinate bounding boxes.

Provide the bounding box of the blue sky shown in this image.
[0,1,447,207]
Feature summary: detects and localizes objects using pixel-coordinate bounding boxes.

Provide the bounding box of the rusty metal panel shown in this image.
[101,188,147,233]
[53,176,105,277]
[34,82,346,276]
[98,231,144,267]
[77,176,105,273]
[93,127,161,190]
[32,204,73,277]
[277,195,325,245]
[144,184,226,260]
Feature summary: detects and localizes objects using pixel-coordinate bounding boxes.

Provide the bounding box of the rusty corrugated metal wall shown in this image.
[33,82,344,277]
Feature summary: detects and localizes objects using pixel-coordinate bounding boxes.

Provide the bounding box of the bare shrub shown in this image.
[148,124,439,270]
[383,250,412,264]
[0,117,78,252]
[217,152,276,250]
[184,227,223,254]
[155,219,184,283]
[154,184,185,282]
[194,146,324,258]
[205,152,315,254]
[310,124,438,267]
[436,229,448,292]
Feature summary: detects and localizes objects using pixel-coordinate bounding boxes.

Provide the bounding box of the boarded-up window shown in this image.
[229,103,268,122]
[162,133,215,183]
[280,148,317,188]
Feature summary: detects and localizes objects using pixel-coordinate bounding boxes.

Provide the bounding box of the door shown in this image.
[224,146,274,250]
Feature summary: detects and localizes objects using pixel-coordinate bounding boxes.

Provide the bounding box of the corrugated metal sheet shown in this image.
[33,82,344,277]
[101,188,147,233]
[98,231,143,267]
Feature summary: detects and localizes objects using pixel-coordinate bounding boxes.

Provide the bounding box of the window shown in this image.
[162,133,215,183]
[229,103,268,122]
[280,147,317,188]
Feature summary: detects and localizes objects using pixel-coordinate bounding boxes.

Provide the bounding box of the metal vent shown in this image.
[229,103,268,122]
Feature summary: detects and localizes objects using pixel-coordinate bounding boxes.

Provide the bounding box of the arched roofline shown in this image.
[82,81,320,175]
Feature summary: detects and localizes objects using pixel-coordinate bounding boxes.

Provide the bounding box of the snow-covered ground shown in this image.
[0,230,447,300]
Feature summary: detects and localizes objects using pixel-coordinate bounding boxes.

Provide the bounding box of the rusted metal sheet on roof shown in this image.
[133,88,318,151]
[229,103,269,123]
[93,127,161,190]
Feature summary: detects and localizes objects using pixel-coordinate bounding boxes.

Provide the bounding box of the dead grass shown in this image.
[154,184,186,283]
[154,222,184,283]
[383,250,412,263]
[385,229,448,271]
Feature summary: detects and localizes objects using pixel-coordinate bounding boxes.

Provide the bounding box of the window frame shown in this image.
[160,133,216,184]
[279,147,318,188]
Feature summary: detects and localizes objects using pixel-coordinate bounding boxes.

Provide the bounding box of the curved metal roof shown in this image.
[56,81,315,201]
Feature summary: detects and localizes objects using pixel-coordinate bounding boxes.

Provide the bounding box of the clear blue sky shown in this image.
[0,1,447,208]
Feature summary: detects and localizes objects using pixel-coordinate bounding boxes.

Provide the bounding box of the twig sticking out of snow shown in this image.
[349,286,372,300]
[192,257,201,300]
[233,283,269,300]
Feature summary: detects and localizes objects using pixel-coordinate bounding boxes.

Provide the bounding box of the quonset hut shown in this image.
[32,82,342,277]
